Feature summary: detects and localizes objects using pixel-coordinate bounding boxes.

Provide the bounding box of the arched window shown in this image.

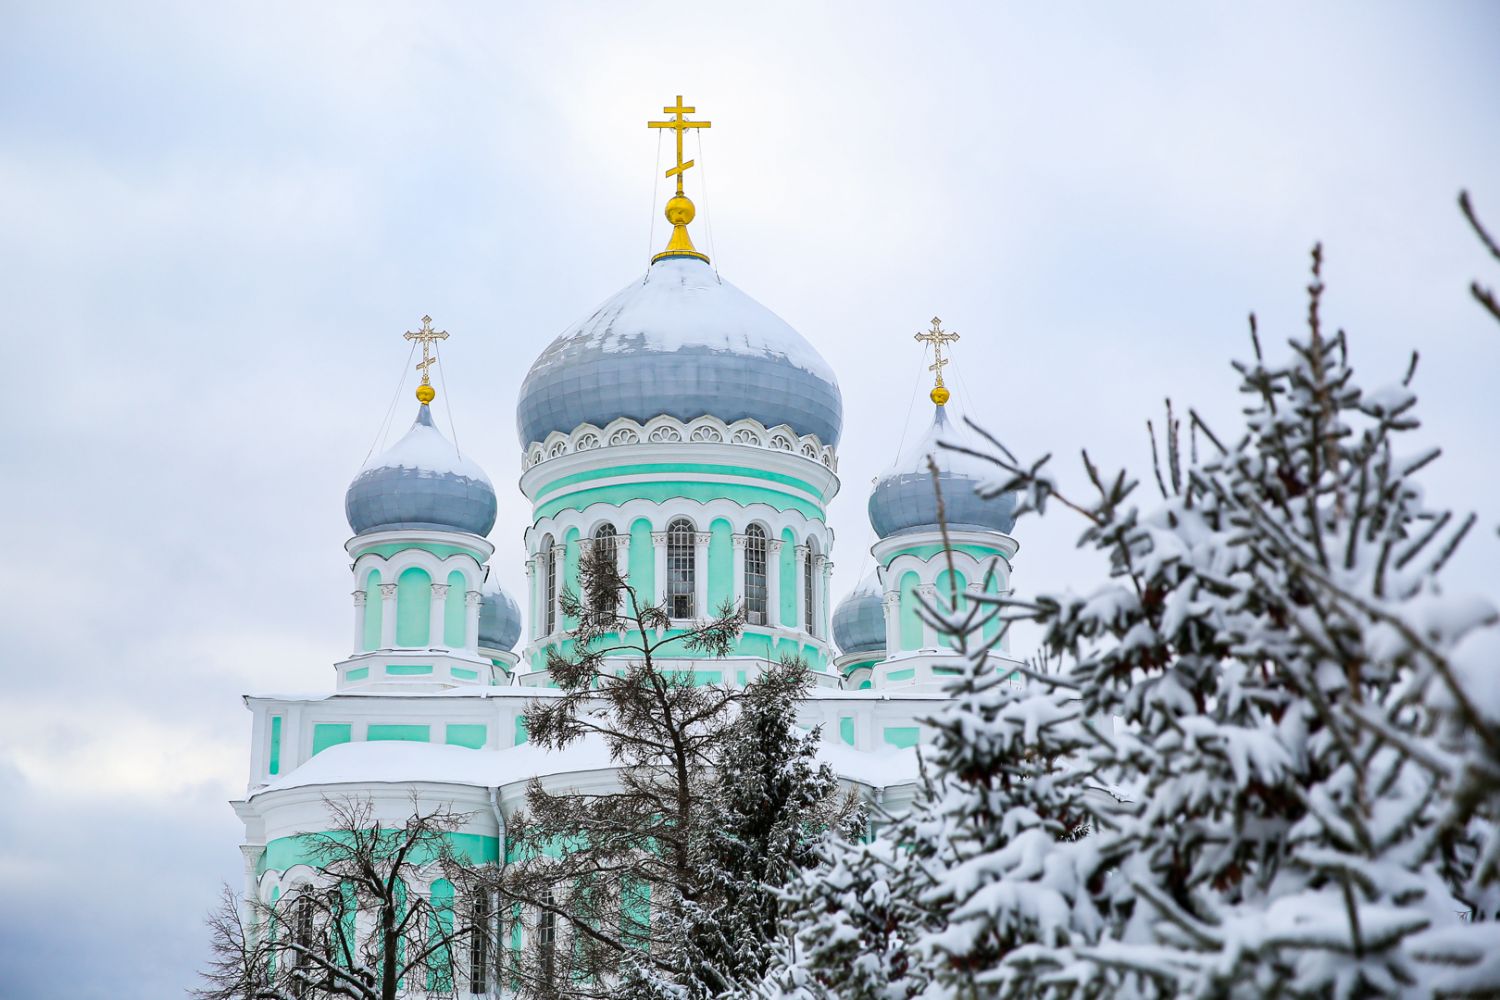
[541,535,557,636]
[592,522,617,559]
[667,518,695,619]
[468,890,491,995]
[744,525,768,625]
[803,541,817,637]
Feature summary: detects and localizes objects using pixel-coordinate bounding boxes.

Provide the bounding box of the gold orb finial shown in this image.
[914,316,961,406]
[648,95,712,264]
[416,383,436,404]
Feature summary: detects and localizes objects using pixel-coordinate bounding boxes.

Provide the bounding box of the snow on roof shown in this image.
[539,257,835,380]
[250,734,925,798]
[360,405,491,483]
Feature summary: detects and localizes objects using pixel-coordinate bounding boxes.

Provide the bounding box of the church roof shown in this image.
[345,403,497,537]
[516,256,843,448]
[868,403,1017,539]
[833,569,887,655]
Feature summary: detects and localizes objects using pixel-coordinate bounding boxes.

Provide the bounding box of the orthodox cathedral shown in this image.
[230,98,1019,986]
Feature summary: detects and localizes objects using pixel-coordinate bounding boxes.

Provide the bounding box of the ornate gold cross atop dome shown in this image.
[915,316,960,405]
[404,315,449,404]
[648,95,712,264]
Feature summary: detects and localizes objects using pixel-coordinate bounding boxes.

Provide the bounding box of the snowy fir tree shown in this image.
[763,245,1500,999]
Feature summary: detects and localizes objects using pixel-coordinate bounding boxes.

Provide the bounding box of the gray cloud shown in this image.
[3,2,1498,995]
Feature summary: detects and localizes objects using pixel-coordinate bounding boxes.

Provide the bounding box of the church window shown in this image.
[538,895,557,991]
[592,523,617,560]
[469,891,490,994]
[667,518,695,618]
[744,525,768,625]
[803,543,817,637]
[542,536,557,636]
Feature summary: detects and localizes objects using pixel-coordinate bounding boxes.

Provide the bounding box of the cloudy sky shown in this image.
[2,2,1498,995]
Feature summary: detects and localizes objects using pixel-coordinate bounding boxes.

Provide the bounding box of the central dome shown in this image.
[516,257,843,448]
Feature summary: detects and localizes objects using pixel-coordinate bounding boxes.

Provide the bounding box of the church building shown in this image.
[230,96,1020,992]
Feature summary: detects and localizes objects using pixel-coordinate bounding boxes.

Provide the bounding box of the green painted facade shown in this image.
[362,570,382,651]
[395,567,431,647]
[368,724,430,742]
[531,461,825,504]
[884,726,920,749]
[443,570,466,647]
[445,724,487,749]
[534,481,824,522]
[259,831,499,875]
[898,571,923,649]
[268,716,282,775]
[628,517,654,603]
[778,527,797,627]
[312,723,353,756]
[386,664,433,676]
[707,518,733,612]
[839,717,855,746]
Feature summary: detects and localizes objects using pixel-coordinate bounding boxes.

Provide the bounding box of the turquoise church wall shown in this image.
[708,518,733,612]
[444,570,466,647]
[898,570,923,649]
[562,527,582,629]
[778,528,797,627]
[395,567,431,646]
[362,569,382,651]
[628,517,654,604]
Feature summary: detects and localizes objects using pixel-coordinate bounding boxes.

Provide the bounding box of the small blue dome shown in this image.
[478,578,522,652]
[345,405,497,537]
[868,404,1016,539]
[833,570,886,655]
[517,257,843,448]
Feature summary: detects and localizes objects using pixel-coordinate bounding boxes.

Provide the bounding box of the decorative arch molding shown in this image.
[524,496,834,559]
[523,414,838,473]
[878,549,1011,597]
[351,548,485,595]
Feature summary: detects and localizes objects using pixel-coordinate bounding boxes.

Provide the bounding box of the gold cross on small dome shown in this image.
[403,315,449,404]
[914,316,960,405]
[648,95,712,264]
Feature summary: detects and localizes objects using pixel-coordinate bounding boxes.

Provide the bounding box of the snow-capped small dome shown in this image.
[833,569,886,655]
[516,256,843,448]
[345,404,497,537]
[868,404,1016,539]
[478,578,522,652]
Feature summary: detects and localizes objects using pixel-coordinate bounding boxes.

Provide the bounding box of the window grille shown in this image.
[542,537,557,636]
[469,892,490,994]
[803,545,816,637]
[744,525,767,625]
[667,519,695,619]
[587,524,619,625]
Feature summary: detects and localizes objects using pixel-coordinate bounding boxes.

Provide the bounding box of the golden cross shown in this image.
[914,316,960,404]
[403,315,449,401]
[648,95,711,196]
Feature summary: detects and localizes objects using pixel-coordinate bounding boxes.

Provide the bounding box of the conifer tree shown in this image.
[765,245,1500,998]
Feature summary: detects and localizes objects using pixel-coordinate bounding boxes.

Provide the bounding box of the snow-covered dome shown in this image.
[516,256,843,448]
[478,578,522,652]
[868,404,1016,539]
[345,404,498,537]
[833,569,886,655]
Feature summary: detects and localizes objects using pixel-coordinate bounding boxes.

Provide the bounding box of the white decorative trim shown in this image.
[524,415,837,472]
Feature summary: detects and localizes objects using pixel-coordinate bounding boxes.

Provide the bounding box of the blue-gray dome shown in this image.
[833,570,886,655]
[478,578,522,651]
[517,257,843,448]
[869,404,1016,539]
[346,404,497,537]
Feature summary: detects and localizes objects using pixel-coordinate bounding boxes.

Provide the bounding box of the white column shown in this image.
[917,583,940,649]
[766,539,783,628]
[731,534,748,614]
[823,559,835,639]
[524,559,537,642]
[793,544,809,633]
[693,531,711,618]
[884,590,902,652]
[652,530,668,607]
[379,583,398,648]
[465,590,482,650]
[429,582,450,648]
[811,554,829,639]
[351,590,367,653]
[239,844,264,939]
[614,534,631,612]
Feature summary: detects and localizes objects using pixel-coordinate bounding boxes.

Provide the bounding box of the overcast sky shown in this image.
[2,2,1498,996]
